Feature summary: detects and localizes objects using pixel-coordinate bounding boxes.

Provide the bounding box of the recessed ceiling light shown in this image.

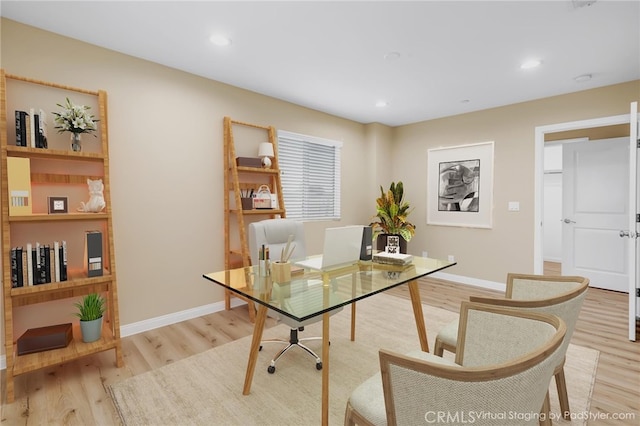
[573,73,593,83]
[383,52,401,61]
[521,59,542,69]
[210,34,232,47]
[375,100,388,108]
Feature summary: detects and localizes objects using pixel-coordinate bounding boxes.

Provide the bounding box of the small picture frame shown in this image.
[48,196,68,214]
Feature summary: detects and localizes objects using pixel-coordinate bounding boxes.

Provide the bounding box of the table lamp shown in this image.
[258,142,275,168]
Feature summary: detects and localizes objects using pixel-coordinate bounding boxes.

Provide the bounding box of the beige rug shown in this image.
[109,294,598,425]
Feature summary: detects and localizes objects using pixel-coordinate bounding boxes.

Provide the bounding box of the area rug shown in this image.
[109,294,599,425]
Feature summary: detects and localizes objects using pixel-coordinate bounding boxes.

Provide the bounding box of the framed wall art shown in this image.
[427,141,494,228]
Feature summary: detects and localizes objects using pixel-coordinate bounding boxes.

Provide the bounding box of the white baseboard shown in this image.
[0,273,501,371]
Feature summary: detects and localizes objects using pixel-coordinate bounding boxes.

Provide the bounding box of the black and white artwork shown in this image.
[438,159,480,212]
[427,141,494,228]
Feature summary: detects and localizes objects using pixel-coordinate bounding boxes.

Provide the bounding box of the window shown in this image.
[277,130,342,221]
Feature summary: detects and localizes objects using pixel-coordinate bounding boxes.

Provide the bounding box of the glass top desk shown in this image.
[202,255,455,426]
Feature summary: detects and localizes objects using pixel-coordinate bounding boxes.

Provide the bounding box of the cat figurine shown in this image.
[78,178,106,213]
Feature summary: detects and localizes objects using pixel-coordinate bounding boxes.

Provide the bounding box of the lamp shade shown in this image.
[258,142,274,158]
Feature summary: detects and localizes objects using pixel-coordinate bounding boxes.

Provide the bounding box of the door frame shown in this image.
[534,113,631,274]
[534,111,637,341]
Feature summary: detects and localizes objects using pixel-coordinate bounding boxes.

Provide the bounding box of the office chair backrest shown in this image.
[248,218,307,264]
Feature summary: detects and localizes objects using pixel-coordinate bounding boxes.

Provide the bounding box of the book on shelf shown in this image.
[85,231,103,277]
[15,110,28,147]
[6,157,32,216]
[29,108,36,148]
[38,109,48,149]
[18,241,67,286]
[10,247,22,288]
[26,242,33,286]
[60,240,68,281]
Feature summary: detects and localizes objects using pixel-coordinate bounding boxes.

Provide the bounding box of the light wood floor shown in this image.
[2,265,639,425]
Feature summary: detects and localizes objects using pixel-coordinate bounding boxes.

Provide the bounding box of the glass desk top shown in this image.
[202,256,455,323]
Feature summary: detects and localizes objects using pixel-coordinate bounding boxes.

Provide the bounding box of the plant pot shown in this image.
[79,316,103,343]
[376,233,408,254]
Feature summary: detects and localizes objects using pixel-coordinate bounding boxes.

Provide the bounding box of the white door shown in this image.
[562,137,629,292]
[627,101,638,341]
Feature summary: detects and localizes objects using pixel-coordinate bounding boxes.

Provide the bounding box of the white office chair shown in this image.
[248,218,342,373]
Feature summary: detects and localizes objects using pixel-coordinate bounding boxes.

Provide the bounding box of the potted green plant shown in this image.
[74,293,106,343]
[370,181,416,253]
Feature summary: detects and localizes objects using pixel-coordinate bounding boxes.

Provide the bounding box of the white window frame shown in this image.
[277,130,342,221]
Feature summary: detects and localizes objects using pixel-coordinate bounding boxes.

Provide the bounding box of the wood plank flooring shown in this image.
[2,267,639,425]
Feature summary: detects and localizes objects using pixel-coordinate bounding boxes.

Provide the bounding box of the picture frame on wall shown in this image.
[427,141,494,228]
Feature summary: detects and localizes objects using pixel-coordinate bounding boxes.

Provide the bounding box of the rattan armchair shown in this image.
[433,273,589,420]
[345,301,567,426]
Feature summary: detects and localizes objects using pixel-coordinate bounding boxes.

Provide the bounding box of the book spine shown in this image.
[60,241,68,281]
[54,241,60,282]
[33,114,41,148]
[16,247,24,287]
[28,108,36,148]
[26,242,33,286]
[11,248,18,288]
[43,244,52,283]
[21,250,28,287]
[15,111,28,146]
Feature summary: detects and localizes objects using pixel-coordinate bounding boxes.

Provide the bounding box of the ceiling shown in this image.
[1,1,639,127]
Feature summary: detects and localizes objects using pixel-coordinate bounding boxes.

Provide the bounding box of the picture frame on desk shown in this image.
[48,196,68,214]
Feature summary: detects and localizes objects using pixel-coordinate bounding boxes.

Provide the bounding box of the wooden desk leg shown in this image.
[242,304,268,395]
[408,279,429,352]
[321,310,330,426]
[350,303,356,341]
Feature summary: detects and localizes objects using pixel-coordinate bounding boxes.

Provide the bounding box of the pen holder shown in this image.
[270,261,291,283]
[241,198,253,210]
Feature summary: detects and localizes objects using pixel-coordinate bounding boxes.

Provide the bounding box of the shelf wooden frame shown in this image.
[1,70,123,402]
[223,117,286,321]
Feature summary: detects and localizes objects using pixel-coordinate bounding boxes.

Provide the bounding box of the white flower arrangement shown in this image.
[53,97,99,135]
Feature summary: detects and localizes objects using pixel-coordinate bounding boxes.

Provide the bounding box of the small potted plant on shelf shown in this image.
[370,181,416,254]
[74,293,106,343]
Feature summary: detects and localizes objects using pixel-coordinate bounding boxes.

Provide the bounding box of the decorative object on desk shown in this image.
[370,181,415,254]
[47,196,68,214]
[252,185,272,209]
[258,142,274,168]
[270,261,291,282]
[52,97,99,152]
[78,178,106,213]
[74,293,105,343]
[427,141,494,228]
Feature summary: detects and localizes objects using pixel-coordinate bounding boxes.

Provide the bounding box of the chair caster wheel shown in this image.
[267,365,276,374]
[316,362,322,370]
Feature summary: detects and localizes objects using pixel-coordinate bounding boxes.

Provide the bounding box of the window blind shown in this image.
[277,130,342,221]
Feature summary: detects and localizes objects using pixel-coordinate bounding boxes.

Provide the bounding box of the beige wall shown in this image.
[1,18,639,356]
[395,81,640,282]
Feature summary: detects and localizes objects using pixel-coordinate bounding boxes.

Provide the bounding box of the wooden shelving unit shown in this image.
[223,117,285,320]
[1,70,123,402]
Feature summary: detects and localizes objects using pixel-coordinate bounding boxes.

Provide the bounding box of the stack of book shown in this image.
[10,241,67,288]
[15,109,48,148]
[372,252,414,266]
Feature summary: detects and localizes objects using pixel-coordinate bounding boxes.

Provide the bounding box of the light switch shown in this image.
[508,201,520,212]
